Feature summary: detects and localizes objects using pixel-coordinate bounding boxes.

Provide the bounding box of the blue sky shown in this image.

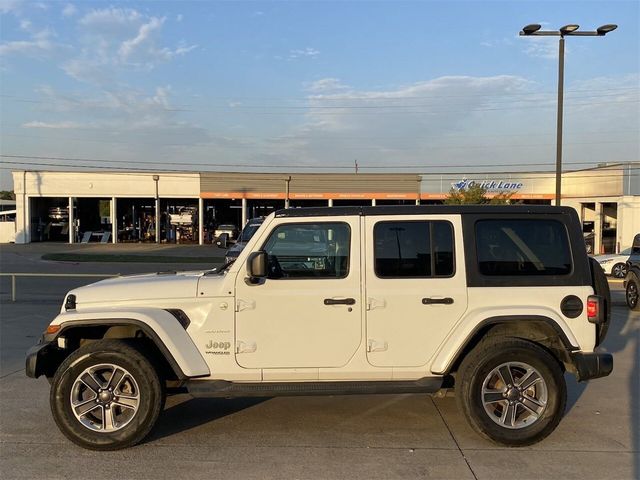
[1,0,638,189]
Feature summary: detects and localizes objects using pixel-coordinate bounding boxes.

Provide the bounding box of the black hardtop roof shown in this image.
[275,205,575,218]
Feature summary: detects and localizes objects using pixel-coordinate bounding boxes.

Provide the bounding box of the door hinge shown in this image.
[235,298,256,312]
[236,341,257,354]
[367,339,388,352]
[366,297,386,311]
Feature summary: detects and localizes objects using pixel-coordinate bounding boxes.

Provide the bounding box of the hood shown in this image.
[69,270,205,307]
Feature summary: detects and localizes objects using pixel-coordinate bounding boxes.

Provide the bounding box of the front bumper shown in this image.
[570,352,613,382]
[25,339,61,379]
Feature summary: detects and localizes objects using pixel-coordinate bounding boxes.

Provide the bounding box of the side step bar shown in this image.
[186,377,443,398]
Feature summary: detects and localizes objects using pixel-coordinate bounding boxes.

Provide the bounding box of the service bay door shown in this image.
[365,215,468,368]
[235,217,362,369]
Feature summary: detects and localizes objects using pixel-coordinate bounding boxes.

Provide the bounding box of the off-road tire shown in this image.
[456,337,566,447]
[50,339,163,451]
[626,277,640,311]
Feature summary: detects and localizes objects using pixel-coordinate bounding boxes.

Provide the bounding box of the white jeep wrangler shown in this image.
[27,205,612,450]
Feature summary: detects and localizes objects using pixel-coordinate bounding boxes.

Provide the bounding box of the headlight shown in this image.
[598,259,613,264]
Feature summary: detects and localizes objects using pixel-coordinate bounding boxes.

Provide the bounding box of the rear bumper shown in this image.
[571,352,613,382]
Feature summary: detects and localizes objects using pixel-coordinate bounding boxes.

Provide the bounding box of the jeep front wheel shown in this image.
[50,340,163,450]
[456,338,566,446]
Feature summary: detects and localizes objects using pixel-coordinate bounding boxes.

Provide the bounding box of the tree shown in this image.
[444,185,514,205]
[0,191,15,200]
[445,184,488,204]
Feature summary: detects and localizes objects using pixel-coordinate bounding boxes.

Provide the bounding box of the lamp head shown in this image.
[521,24,542,35]
[559,24,580,34]
[596,24,618,35]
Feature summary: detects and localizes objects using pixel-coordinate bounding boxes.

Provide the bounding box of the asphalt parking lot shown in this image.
[0,247,638,479]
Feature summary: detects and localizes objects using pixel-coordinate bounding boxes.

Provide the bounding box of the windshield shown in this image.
[238,223,262,243]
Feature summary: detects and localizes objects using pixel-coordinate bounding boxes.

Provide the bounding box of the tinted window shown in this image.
[262,223,350,279]
[238,223,262,242]
[374,221,454,278]
[476,220,571,276]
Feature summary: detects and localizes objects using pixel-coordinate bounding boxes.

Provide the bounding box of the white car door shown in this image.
[234,217,362,369]
[364,215,468,368]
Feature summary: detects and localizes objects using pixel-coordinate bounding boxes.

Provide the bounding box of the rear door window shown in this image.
[374,221,454,278]
[476,219,571,276]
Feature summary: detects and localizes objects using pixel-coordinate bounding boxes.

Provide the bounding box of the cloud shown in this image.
[79,7,142,30]
[22,120,82,129]
[306,78,349,93]
[62,3,77,18]
[522,37,560,60]
[118,16,165,61]
[176,13,183,22]
[244,75,543,166]
[0,0,23,15]
[66,7,197,79]
[288,47,320,59]
[0,26,56,57]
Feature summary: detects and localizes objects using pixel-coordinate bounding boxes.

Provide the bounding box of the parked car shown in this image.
[27,205,612,450]
[224,217,265,263]
[594,247,633,278]
[623,233,640,310]
[214,223,238,242]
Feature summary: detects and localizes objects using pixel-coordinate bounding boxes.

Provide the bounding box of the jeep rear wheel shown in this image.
[50,340,163,450]
[456,338,566,446]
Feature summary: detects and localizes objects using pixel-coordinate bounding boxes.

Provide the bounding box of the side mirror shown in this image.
[247,251,268,279]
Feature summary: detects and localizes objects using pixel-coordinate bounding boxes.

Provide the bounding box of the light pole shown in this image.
[519,23,617,206]
[153,175,160,243]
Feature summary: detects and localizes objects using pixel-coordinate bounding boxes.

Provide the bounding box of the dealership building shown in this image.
[9,162,640,254]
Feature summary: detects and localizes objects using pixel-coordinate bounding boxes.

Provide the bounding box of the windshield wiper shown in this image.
[205,260,235,275]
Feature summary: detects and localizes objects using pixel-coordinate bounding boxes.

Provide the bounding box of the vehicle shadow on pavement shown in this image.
[146,396,271,442]
[602,300,640,478]
[602,305,639,480]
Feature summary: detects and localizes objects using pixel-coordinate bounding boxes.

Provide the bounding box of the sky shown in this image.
[0,0,638,190]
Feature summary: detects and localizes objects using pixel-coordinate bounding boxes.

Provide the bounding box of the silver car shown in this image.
[594,247,633,278]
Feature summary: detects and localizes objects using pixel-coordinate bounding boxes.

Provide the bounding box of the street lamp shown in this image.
[519,23,617,205]
[153,175,160,243]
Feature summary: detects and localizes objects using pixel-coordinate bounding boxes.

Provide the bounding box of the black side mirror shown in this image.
[247,251,268,279]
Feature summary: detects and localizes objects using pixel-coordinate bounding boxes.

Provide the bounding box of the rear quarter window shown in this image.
[476,219,572,276]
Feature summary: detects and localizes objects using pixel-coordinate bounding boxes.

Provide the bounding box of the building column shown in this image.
[68,197,75,244]
[594,202,603,255]
[241,198,248,227]
[111,197,117,244]
[17,194,30,244]
[371,199,377,206]
[328,199,333,207]
[198,197,204,245]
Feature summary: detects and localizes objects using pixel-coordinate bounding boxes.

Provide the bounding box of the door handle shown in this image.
[324,298,356,306]
[422,297,454,305]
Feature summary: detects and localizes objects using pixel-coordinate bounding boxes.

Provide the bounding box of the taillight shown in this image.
[587,295,600,323]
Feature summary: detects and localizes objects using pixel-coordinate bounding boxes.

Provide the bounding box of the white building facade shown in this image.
[10,163,640,253]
